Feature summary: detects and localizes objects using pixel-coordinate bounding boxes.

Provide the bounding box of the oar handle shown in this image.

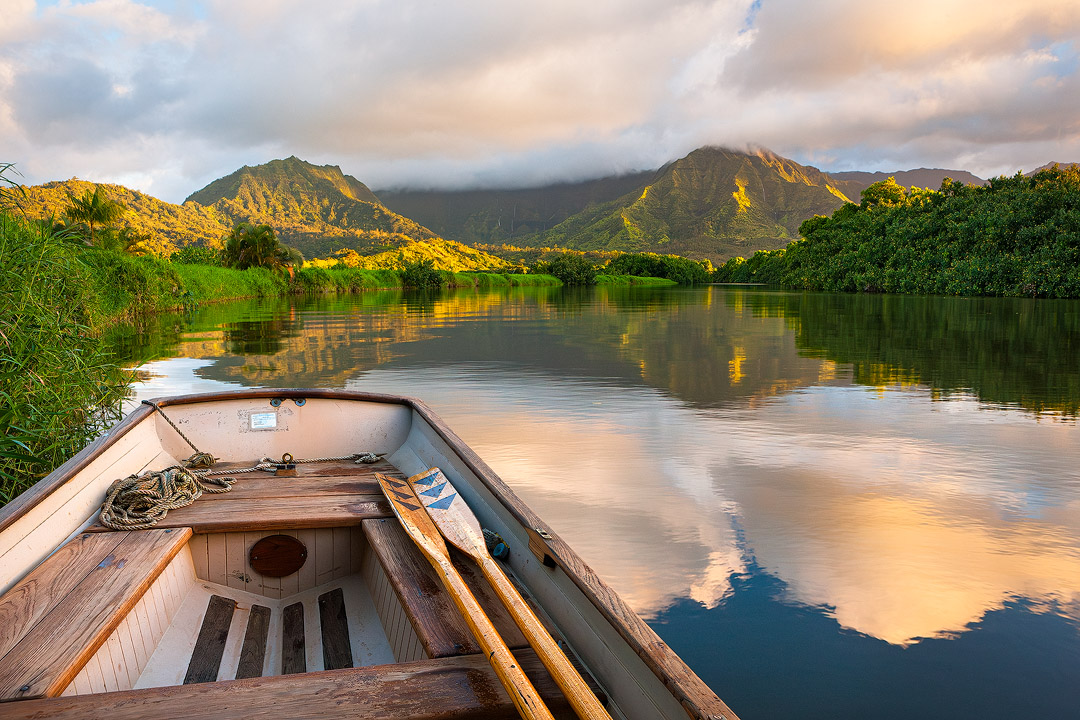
[430,554,556,720]
[480,556,613,720]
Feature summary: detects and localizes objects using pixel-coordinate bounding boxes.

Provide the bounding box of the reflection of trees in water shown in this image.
[761,292,1080,417]
[223,315,301,356]
[109,287,1080,417]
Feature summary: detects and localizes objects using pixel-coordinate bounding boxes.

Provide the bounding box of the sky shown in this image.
[2,0,1080,204]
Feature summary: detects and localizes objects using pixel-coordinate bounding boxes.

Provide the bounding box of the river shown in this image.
[108,285,1080,719]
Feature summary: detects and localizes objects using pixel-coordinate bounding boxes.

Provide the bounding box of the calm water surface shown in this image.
[109,286,1080,719]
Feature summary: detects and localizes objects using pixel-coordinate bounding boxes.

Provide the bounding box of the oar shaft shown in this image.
[480,556,613,720]
[430,554,556,720]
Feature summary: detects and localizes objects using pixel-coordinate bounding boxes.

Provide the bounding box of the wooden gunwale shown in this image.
[0,388,736,720]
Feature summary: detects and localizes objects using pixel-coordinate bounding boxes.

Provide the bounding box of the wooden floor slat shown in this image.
[183,595,235,684]
[318,589,352,671]
[234,605,271,680]
[281,603,306,675]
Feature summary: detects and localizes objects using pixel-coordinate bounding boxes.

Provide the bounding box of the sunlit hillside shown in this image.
[310,238,509,272]
[16,180,232,256]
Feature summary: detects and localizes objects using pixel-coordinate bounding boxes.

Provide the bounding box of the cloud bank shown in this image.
[2,0,1079,202]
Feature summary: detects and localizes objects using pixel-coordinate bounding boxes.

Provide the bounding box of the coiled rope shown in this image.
[99,400,385,530]
[99,467,235,530]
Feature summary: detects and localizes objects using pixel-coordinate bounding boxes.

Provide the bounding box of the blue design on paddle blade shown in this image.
[420,482,446,498]
[425,493,457,510]
[412,472,440,486]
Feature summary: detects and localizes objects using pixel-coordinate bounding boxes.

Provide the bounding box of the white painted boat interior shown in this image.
[60,526,419,696]
[0,393,712,720]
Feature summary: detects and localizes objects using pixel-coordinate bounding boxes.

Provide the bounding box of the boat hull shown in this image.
[0,390,738,720]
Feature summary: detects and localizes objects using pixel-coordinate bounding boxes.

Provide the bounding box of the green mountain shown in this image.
[13,157,446,262]
[523,147,856,261]
[378,171,656,245]
[185,156,439,258]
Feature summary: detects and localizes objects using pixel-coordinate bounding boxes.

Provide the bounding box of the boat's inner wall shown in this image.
[61,525,415,696]
[392,410,662,720]
[0,397,413,596]
[150,398,412,471]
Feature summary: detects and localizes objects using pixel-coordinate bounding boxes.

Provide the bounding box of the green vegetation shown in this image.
[715,168,1080,298]
[221,222,302,274]
[606,252,713,284]
[63,185,126,246]
[398,258,443,289]
[0,209,128,502]
[20,178,232,255]
[532,253,597,286]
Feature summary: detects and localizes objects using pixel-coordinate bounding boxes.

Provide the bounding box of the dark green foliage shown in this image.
[171,245,222,265]
[607,252,712,284]
[398,258,443,289]
[713,168,1080,298]
[221,223,297,274]
[531,253,597,285]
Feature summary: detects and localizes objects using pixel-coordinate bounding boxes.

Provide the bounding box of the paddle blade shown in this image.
[375,472,448,560]
[408,468,487,559]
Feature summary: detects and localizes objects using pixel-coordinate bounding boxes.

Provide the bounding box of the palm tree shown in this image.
[64,186,126,246]
[221,223,292,272]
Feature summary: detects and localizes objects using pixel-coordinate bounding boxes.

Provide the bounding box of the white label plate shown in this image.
[250,412,278,430]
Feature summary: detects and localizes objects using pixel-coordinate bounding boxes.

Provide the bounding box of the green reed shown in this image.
[0,209,130,503]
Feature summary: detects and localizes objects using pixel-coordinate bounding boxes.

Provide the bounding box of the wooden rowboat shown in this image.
[0,390,739,720]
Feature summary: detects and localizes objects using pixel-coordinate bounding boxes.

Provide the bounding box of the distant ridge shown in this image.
[1025,162,1080,176]
[829,168,987,198]
[378,170,657,245]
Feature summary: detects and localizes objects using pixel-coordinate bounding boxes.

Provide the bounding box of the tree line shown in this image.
[713,166,1080,298]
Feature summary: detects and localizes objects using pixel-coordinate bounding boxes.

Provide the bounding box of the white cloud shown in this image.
[1,0,1079,201]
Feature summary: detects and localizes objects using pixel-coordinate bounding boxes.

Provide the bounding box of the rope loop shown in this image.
[99,466,235,530]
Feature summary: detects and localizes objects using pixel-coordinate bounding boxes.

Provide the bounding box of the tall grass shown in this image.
[0,210,130,503]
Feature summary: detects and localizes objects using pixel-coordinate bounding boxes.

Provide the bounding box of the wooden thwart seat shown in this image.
[0,649,586,720]
[362,517,529,658]
[0,527,192,701]
[85,461,399,533]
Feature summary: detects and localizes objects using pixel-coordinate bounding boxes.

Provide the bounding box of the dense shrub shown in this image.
[399,258,444,289]
[713,168,1080,298]
[607,252,712,284]
[531,253,597,286]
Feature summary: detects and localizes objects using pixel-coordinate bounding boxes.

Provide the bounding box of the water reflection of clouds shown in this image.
[123,358,253,414]
[353,368,1080,647]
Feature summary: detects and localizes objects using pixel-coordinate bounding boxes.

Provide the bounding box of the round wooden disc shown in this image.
[249,535,308,577]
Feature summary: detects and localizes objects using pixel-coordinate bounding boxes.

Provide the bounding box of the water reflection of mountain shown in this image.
[110,286,1080,416]
[115,287,842,407]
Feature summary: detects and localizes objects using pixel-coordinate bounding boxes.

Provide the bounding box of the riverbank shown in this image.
[0,206,680,501]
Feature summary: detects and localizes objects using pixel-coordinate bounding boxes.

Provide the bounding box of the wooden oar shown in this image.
[375,472,555,720]
[408,467,613,720]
